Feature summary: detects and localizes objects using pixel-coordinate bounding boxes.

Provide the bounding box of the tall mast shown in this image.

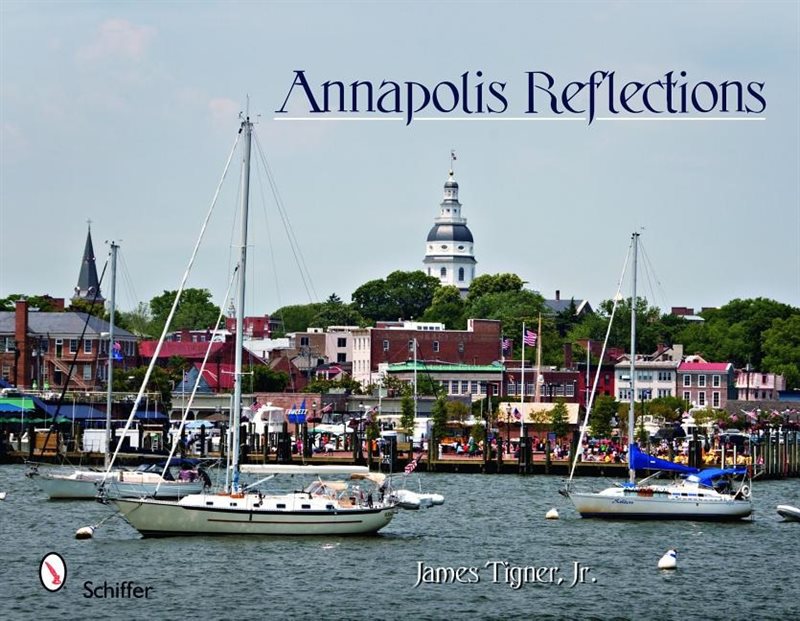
[628,232,639,483]
[231,115,252,493]
[104,241,118,470]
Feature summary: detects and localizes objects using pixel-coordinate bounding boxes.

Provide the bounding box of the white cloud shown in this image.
[77,19,156,64]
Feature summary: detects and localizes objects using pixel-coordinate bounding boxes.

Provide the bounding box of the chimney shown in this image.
[555,290,561,301]
[563,342,573,369]
[14,299,29,388]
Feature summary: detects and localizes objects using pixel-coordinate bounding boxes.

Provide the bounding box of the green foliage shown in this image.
[589,394,618,439]
[549,400,570,441]
[643,396,686,423]
[115,302,153,337]
[247,365,289,392]
[465,289,546,355]
[351,270,440,322]
[149,288,222,336]
[270,303,325,335]
[445,400,470,426]
[421,285,466,329]
[761,315,800,389]
[466,273,524,303]
[399,394,416,436]
[430,396,449,445]
[309,294,366,329]
[0,294,64,312]
[67,297,108,320]
[303,376,364,394]
[112,365,173,411]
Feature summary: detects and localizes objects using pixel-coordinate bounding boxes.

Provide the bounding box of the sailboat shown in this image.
[110,114,397,536]
[563,233,752,520]
[29,242,207,500]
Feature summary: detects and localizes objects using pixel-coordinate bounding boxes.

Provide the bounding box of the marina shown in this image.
[1,464,798,619]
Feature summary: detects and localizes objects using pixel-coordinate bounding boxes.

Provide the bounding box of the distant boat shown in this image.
[110,116,398,537]
[777,505,800,521]
[562,233,752,521]
[0,491,6,501]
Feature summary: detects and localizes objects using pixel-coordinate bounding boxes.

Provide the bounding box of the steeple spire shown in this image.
[73,222,104,303]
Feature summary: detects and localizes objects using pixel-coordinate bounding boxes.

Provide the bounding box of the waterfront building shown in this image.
[351,319,502,387]
[422,167,476,294]
[615,344,684,402]
[677,356,736,409]
[735,369,786,401]
[383,361,504,400]
[0,299,136,391]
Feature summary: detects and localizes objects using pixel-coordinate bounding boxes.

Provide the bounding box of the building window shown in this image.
[408,340,415,352]
[762,374,768,384]
[83,340,92,354]
[458,267,465,281]
[82,364,92,380]
[300,336,309,347]
[508,382,516,396]
[461,380,469,394]
[698,375,706,388]
[432,341,440,353]
[566,383,575,397]
[337,353,346,363]
[682,390,690,402]
[440,267,447,278]
[657,371,672,382]
[698,391,706,406]
[683,375,691,387]
[458,342,464,353]
[337,337,346,348]
[382,340,389,352]
[69,339,78,354]
[712,375,720,388]
[712,391,720,408]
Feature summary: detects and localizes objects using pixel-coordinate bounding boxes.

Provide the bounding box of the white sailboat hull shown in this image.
[777,505,800,521]
[112,492,397,537]
[568,487,752,520]
[34,470,205,500]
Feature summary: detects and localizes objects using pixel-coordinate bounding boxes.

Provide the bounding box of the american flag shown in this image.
[502,338,512,352]
[513,407,521,420]
[523,330,538,347]
[404,457,418,474]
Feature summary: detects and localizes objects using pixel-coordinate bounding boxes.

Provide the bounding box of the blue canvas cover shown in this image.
[629,443,700,475]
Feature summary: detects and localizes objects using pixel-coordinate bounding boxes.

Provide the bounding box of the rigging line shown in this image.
[254,156,285,314]
[156,265,238,493]
[116,249,139,313]
[638,241,669,313]
[252,132,318,302]
[567,236,634,487]
[103,130,242,481]
[252,132,315,302]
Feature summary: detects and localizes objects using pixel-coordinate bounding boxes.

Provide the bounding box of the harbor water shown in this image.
[1,464,798,620]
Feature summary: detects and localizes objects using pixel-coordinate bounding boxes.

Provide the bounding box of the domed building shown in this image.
[423,166,476,294]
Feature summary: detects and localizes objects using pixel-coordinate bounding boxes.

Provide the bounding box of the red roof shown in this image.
[678,362,731,372]
[138,341,226,359]
[194,362,236,391]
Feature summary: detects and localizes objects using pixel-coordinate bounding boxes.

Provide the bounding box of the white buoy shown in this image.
[545,508,559,519]
[75,526,95,540]
[0,491,7,501]
[658,549,677,569]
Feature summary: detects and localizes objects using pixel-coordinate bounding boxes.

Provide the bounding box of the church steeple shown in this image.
[73,221,104,303]
[422,152,477,295]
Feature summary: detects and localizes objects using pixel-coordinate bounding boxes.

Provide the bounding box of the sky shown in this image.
[1,0,798,319]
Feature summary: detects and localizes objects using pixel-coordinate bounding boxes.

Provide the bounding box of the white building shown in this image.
[423,167,476,294]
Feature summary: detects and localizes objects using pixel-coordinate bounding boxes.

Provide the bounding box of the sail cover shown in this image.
[629,443,699,475]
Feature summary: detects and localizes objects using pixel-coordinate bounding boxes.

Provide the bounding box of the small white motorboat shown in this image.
[391,489,445,510]
[776,505,800,521]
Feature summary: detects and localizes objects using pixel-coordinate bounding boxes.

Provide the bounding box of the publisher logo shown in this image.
[39,552,67,592]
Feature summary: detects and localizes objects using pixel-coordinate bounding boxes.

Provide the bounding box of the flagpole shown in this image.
[534,313,543,403]
[520,322,525,443]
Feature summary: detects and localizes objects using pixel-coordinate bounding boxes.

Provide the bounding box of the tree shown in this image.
[421,285,466,329]
[466,273,524,303]
[247,365,289,392]
[0,294,64,312]
[303,376,364,394]
[399,394,416,438]
[310,294,366,329]
[270,303,325,335]
[149,288,222,336]
[549,400,570,442]
[430,396,449,447]
[67,297,108,320]
[445,400,470,429]
[116,302,154,338]
[351,270,440,322]
[760,315,800,389]
[589,395,618,439]
[112,365,173,411]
